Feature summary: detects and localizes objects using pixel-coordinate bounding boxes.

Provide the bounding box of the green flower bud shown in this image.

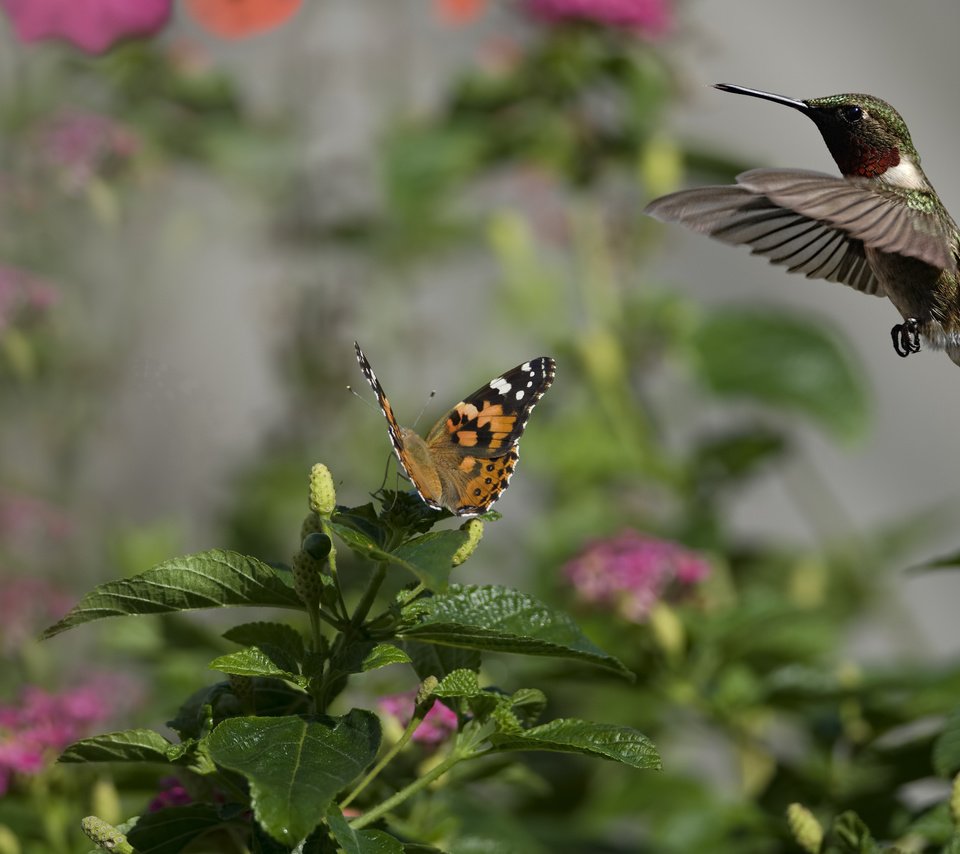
[649,602,685,661]
[452,519,484,567]
[80,816,133,853]
[416,676,440,707]
[90,777,121,826]
[292,550,324,608]
[786,803,823,854]
[300,511,322,541]
[0,825,20,854]
[309,463,336,517]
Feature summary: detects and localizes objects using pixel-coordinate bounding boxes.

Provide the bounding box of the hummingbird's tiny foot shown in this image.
[891,318,922,358]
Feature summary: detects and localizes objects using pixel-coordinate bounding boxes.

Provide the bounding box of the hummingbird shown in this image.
[644,84,960,365]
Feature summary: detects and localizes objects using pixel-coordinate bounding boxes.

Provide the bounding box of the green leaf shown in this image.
[377,489,449,536]
[59,729,175,764]
[126,805,227,854]
[826,810,880,853]
[692,308,869,442]
[391,530,468,590]
[209,647,305,686]
[402,640,481,681]
[433,669,483,699]
[325,806,404,854]
[488,718,660,770]
[508,688,548,728]
[908,550,960,573]
[361,642,412,671]
[692,426,788,488]
[205,710,381,845]
[399,585,632,677]
[42,549,303,638]
[934,706,960,777]
[904,802,953,846]
[223,621,306,661]
[329,523,466,590]
[329,520,391,561]
[327,640,411,681]
[333,503,385,544]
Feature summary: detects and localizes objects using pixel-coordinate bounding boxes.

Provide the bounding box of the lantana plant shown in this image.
[50,463,659,852]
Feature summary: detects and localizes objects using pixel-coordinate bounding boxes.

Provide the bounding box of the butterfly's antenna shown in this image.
[410,390,437,430]
[346,384,378,412]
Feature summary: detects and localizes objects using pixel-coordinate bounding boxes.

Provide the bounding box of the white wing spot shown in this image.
[515,390,525,400]
[520,361,532,372]
[490,377,512,395]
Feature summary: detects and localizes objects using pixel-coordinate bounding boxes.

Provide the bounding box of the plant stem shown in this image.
[348,752,462,831]
[340,709,425,809]
[350,562,388,629]
[308,607,324,655]
[399,582,425,604]
[320,519,349,620]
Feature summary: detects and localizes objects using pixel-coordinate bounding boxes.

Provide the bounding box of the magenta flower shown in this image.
[523,0,673,38]
[379,692,460,746]
[0,268,59,333]
[0,0,171,54]
[0,683,115,795]
[147,776,194,812]
[0,580,71,656]
[37,110,140,193]
[564,530,710,622]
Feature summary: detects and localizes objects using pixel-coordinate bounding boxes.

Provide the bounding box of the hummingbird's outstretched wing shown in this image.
[645,168,958,294]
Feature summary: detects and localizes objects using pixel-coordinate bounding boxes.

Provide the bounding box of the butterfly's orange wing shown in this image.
[355,343,555,516]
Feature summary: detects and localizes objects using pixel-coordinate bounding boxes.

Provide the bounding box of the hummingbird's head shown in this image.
[715,84,926,189]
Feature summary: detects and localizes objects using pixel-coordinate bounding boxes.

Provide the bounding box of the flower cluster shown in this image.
[0,577,72,655]
[379,692,459,746]
[147,776,194,812]
[0,267,59,334]
[564,530,710,622]
[0,684,114,795]
[523,0,673,37]
[0,0,171,54]
[36,111,140,193]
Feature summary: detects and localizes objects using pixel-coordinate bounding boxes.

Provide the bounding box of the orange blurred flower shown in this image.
[184,0,303,39]
[434,0,488,26]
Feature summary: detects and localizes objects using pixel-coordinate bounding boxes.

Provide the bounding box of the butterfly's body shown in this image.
[644,84,960,364]
[355,343,555,516]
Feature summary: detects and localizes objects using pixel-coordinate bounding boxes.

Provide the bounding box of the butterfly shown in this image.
[354,342,556,517]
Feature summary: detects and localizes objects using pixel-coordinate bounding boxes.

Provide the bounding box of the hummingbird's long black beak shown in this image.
[714,83,810,114]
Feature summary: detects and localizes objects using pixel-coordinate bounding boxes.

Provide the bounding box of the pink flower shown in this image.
[147,776,194,812]
[0,682,120,793]
[564,531,710,622]
[0,0,171,54]
[0,268,59,333]
[523,0,673,38]
[36,110,140,193]
[379,692,459,746]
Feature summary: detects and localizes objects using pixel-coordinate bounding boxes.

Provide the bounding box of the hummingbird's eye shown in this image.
[839,105,863,123]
